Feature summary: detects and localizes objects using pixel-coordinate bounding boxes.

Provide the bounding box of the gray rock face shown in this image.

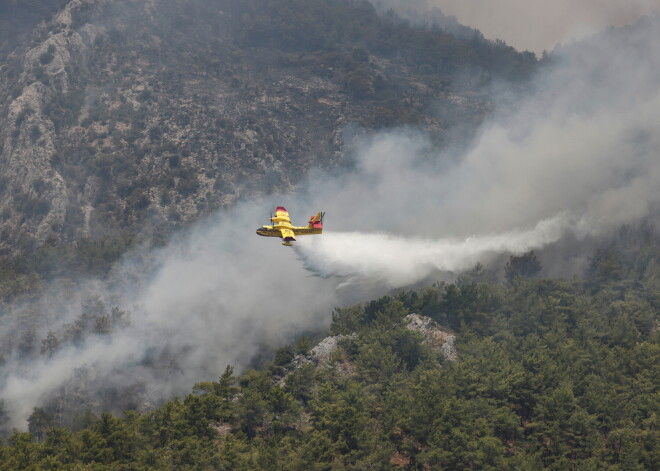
[0,1,108,251]
[309,334,355,365]
[404,313,457,361]
[0,0,529,253]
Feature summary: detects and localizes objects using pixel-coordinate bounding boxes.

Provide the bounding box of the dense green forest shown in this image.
[0,236,658,470]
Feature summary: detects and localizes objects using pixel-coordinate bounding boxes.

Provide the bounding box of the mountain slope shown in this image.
[0,0,536,254]
[1,243,658,469]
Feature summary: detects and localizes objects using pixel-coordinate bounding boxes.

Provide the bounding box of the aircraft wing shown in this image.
[279,228,296,242]
[272,206,291,224]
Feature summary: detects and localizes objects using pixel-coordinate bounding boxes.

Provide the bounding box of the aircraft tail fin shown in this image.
[307,211,324,229]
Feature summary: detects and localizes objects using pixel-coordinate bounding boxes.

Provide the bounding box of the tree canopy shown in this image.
[1,239,658,469]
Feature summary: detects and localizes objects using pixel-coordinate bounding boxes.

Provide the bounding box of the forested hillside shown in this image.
[1,2,658,469]
[1,237,657,470]
[0,0,536,254]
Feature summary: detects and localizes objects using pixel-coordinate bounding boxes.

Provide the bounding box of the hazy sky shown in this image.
[424,0,660,53]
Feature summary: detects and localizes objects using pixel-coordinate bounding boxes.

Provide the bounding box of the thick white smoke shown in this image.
[296,215,569,289]
[295,16,660,281]
[0,203,342,429]
[2,16,660,430]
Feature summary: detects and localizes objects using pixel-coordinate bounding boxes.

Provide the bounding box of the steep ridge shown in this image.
[0,0,536,254]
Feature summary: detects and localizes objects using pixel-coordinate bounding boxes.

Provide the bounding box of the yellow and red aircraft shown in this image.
[256,206,324,246]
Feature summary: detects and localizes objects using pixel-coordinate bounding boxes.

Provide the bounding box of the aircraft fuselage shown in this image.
[255,225,323,237]
[256,207,324,246]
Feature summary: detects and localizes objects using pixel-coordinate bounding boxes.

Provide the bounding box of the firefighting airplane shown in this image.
[256,206,324,246]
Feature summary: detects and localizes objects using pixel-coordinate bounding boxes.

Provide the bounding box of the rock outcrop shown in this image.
[404,313,457,361]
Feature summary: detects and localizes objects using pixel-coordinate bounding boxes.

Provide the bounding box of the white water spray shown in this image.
[296,215,571,288]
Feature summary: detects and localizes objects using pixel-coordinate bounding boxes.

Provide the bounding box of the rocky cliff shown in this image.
[0,0,536,254]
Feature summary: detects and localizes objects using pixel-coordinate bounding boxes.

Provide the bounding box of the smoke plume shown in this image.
[0,204,343,429]
[294,16,660,280]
